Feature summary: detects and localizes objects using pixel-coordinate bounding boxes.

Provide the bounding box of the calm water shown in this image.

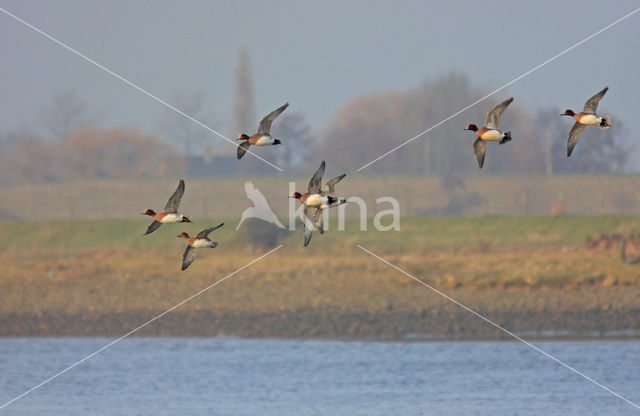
[0,338,639,415]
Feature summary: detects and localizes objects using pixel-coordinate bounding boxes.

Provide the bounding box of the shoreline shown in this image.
[3,298,638,341]
[2,331,639,343]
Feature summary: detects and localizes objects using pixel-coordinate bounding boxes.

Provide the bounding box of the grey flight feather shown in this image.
[567,122,587,157]
[324,174,346,195]
[308,161,325,194]
[257,103,289,135]
[164,179,185,213]
[583,87,608,114]
[485,97,514,130]
[144,220,162,235]
[237,141,251,159]
[302,206,323,247]
[473,138,487,169]
[181,246,199,271]
[196,223,224,239]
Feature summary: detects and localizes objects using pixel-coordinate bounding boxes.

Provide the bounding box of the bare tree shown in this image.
[232,46,256,136]
[40,91,98,141]
[535,109,630,174]
[271,111,315,172]
[0,126,184,184]
[159,90,214,155]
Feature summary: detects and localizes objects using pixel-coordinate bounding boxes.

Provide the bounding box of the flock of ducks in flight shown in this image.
[142,87,612,270]
[465,86,611,167]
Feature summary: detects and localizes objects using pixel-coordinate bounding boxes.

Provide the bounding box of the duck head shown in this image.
[237,133,250,140]
[142,208,156,216]
[561,109,575,117]
[289,192,302,199]
[464,124,478,132]
[177,232,190,239]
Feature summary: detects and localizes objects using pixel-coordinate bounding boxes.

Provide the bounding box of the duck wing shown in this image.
[237,141,251,160]
[583,87,608,114]
[143,220,162,235]
[307,161,325,193]
[302,206,323,247]
[485,97,514,129]
[181,246,199,271]
[323,174,346,195]
[257,103,289,135]
[196,223,224,238]
[473,138,487,169]
[567,122,586,157]
[164,179,185,213]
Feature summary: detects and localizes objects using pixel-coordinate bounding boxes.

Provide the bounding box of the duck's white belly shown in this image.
[480,129,504,142]
[159,213,181,223]
[192,239,216,248]
[578,114,599,125]
[304,194,327,207]
[254,135,275,146]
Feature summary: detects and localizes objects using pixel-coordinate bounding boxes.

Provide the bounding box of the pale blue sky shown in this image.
[0,1,638,163]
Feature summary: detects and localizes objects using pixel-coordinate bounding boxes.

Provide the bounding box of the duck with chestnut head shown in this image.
[561,87,611,157]
[289,161,347,247]
[236,103,289,159]
[464,97,514,169]
[177,223,224,271]
[142,179,192,235]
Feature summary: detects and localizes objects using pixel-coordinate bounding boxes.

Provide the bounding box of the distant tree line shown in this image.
[0,61,631,184]
[316,72,630,175]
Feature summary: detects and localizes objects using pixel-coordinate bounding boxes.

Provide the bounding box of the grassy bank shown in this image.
[1,216,639,339]
[1,175,640,221]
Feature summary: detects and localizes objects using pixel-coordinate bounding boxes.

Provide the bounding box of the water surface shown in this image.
[1,338,639,415]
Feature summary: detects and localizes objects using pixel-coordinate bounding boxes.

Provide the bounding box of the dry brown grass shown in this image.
[1,215,639,337]
[2,175,640,221]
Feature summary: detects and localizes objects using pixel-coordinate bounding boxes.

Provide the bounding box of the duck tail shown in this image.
[327,196,348,207]
[599,116,611,130]
[499,131,512,145]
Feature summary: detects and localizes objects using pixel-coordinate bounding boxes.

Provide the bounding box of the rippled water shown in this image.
[1,338,639,415]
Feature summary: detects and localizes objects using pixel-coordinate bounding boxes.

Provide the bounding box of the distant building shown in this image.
[186,154,238,177]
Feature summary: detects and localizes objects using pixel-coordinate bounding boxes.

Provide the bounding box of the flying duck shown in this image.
[236,103,289,159]
[562,87,611,157]
[177,223,224,271]
[142,179,191,235]
[289,161,347,247]
[464,97,514,168]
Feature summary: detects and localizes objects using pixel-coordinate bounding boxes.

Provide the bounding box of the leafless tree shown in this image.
[271,111,315,172]
[159,90,214,155]
[39,91,98,141]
